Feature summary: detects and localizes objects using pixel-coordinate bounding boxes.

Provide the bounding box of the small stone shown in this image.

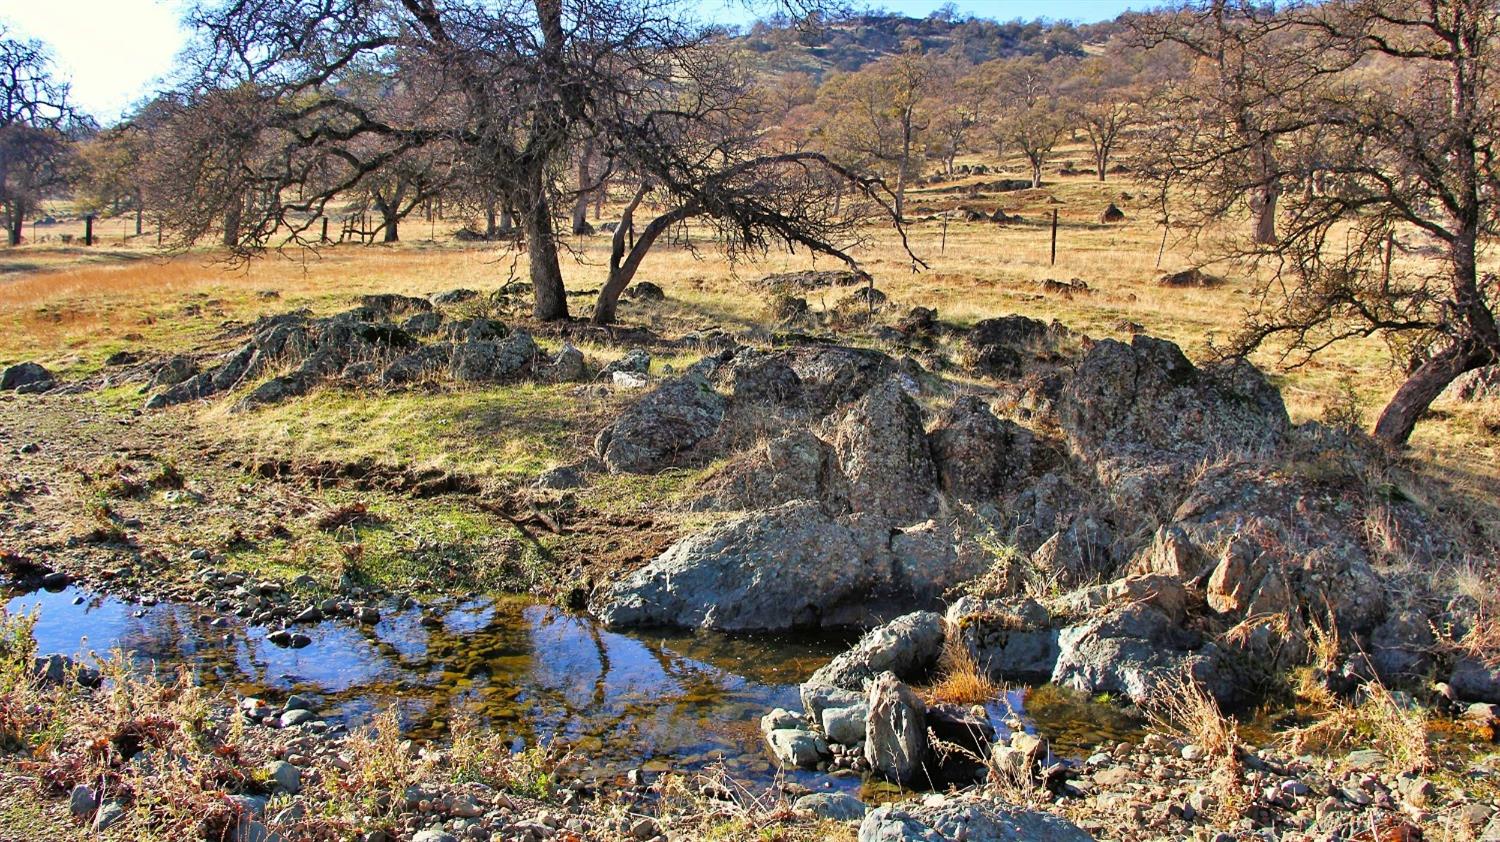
[284,693,316,711]
[793,792,867,821]
[266,760,301,794]
[280,709,317,728]
[92,799,126,832]
[68,784,97,819]
[1181,743,1205,761]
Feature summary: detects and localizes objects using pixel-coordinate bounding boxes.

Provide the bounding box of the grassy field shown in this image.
[2,147,1496,544]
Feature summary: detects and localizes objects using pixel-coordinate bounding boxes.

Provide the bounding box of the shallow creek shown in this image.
[5,584,1142,788]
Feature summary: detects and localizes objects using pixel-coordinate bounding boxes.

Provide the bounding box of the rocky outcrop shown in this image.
[1058,336,1287,474]
[1442,364,1500,402]
[928,396,1034,500]
[864,672,929,786]
[1451,658,1500,704]
[594,373,725,474]
[831,378,938,523]
[858,797,1093,842]
[785,345,897,416]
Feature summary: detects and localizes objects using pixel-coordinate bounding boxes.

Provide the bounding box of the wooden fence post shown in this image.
[1050,210,1058,266]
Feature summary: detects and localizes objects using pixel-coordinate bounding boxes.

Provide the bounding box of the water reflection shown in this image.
[5,586,844,782]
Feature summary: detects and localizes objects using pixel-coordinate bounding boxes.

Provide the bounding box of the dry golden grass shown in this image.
[1144,672,1249,823]
[924,624,1000,706]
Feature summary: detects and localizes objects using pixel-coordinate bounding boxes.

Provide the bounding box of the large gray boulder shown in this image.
[597,501,883,631]
[864,672,929,786]
[796,792,867,821]
[859,798,1093,842]
[832,377,938,523]
[1369,609,1437,686]
[1052,603,1235,707]
[766,728,829,769]
[959,315,1059,378]
[595,372,726,473]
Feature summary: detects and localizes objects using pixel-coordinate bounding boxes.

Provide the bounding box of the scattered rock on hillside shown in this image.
[1099,203,1126,223]
[1,362,54,393]
[692,428,848,514]
[1158,267,1223,288]
[755,270,867,290]
[625,281,665,301]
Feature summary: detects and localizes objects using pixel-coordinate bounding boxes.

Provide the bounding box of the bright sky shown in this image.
[2,0,1150,124]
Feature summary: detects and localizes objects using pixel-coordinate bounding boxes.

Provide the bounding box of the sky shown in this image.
[3,0,1149,124]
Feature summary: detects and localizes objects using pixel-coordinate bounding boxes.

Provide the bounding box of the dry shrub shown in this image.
[924,624,999,706]
[1280,680,1431,774]
[1144,671,1246,821]
[447,710,563,800]
[1456,564,1500,666]
[334,705,431,817]
[314,500,382,531]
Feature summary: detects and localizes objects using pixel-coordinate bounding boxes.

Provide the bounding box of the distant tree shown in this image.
[925,69,988,175]
[814,41,932,217]
[174,0,913,323]
[1129,1,1301,245]
[985,55,1072,188]
[1136,0,1500,445]
[1067,53,1143,181]
[0,30,84,245]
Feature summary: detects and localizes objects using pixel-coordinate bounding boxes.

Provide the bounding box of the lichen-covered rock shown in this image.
[693,429,848,513]
[766,728,829,769]
[928,396,1034,500]
[594,372,725,474]
[1057,335,1287,471]
[1370,609,1436,685]
[718,349,803,405]
[832,377,937,523]
[448,331,538,382]
[785,345,896,416]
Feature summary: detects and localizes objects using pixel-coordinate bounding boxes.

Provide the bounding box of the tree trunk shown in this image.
[1372,343,1488,445]
[6,200,22,245]
[222,200,242,248]
[522,191,569,321]
[1030,159,1042,189]
[1096,146,1109,182]
[573,141,593,235]
[1250,184,1278,245]
[134,202,143,236]
[383,211,399,242]
[485,203,498,238]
